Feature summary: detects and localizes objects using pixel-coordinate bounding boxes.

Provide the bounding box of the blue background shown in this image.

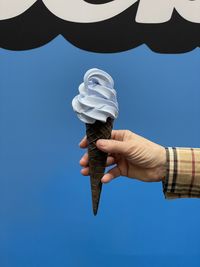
[1,37,200,266]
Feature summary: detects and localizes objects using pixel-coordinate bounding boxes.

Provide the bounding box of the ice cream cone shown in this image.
[72,68,118,215]
[86,117,113,216]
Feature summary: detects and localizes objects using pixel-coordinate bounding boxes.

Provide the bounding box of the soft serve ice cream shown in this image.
[72,68,119,124]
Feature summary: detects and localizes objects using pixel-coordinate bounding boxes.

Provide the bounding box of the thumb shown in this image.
[96,139,128,154]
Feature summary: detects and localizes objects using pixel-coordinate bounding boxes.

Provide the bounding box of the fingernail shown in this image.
[101,178,105,183]
[101,177,108,184]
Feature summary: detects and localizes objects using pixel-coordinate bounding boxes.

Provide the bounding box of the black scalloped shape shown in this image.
[84,0,114,4]
[0,1,199,53]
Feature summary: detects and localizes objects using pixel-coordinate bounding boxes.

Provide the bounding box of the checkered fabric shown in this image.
[163,147,200,198]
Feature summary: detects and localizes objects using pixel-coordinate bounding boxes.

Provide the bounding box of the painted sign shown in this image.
[0,0,199,53]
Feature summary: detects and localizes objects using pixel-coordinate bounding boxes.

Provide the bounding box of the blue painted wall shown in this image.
[0,37,200,266]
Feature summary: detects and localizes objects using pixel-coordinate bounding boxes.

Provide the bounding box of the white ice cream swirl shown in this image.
[72,68,119,124]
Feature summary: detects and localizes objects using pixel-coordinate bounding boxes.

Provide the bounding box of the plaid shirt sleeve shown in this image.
[163,147,200,199]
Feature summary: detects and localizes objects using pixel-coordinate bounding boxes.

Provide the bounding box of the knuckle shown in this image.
[124,130,133,139]
[125,130,132,135]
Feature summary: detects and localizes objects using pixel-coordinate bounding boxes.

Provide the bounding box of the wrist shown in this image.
[157,146,167,181]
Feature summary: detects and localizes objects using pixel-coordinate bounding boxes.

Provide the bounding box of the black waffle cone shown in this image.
[86,117,113,215]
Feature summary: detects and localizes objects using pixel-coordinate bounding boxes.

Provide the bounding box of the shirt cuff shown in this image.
[163,147,200,199]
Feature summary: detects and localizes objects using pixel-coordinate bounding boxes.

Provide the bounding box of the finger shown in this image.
[80,153,88,167]
[79,136,88,148]
[79,130,128,149]
[80,154,115,168]
[101,166,121,183]
[81,167,89,176]
[79,131,125,148]
[106,156,116,167]
[96,139,128,155]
